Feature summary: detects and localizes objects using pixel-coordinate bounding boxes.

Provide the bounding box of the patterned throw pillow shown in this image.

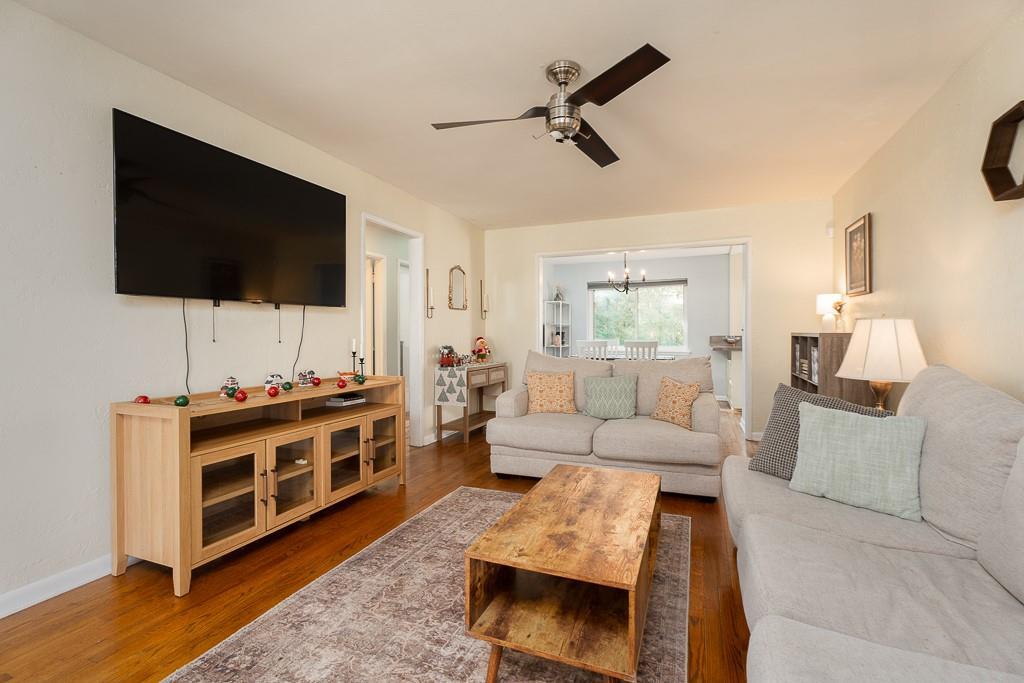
[749,384,892,480]
[526,370,577,414]
[650,377,701,429]
[584,375,637,419]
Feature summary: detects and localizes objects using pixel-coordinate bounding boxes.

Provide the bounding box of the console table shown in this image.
[110,375,405,596]
[435,361,507,444]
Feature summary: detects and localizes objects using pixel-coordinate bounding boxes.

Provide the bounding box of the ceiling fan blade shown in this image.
[568,44,670,107]
[575,119,619,167]
[431,106,547,130]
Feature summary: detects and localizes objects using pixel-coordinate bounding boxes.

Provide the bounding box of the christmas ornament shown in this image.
[219,376,239,399]
[282,381,294,392]
[263,373,284,393]
[353,374,366,385]
[337,378,348,389]
[297,370,316,387]
[226,386,238,399]
[174,395,190,407]
[234,389,248,402]
[311,376,322,387]
[266,385,280,398]
[133,395,150,404]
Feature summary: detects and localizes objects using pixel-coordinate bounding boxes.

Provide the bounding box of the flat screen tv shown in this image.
[113,109,346,306]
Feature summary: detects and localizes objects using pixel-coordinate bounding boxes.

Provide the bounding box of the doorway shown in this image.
[364,253,387,374]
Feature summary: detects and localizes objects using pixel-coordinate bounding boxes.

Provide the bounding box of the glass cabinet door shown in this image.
[267,427,320,528]
[369,409,401,481]
[191,442,267,561]
[324,418,367,503]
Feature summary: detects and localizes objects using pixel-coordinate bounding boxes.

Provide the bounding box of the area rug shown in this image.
[169,487,690,682]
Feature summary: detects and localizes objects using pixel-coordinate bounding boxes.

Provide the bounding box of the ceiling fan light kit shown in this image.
[431,44,670,167]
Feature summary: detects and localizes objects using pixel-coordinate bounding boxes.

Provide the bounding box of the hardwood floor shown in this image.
[0,412,751,682]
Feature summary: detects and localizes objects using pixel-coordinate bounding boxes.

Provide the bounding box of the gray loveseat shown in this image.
[724,365,1024,681]
[486,351,723,496]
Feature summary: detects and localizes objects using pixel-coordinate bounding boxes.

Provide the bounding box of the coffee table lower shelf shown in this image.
[466,562,634,680]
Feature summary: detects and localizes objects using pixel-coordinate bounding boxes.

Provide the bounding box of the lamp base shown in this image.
[868,380,893,411]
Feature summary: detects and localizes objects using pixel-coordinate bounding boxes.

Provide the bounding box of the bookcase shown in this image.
[790,332,874,407]
[543,300,572,357]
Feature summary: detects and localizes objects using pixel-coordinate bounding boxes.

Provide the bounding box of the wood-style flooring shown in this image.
[0,412,751,682]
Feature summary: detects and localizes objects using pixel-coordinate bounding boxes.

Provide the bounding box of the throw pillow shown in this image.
[526,370,577,414]
[650,377,701,429]
[749,384,892,480]
[584,375,637,419]
[789,403,927,520]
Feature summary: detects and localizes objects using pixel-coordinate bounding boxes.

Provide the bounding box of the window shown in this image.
[588,280,688,352]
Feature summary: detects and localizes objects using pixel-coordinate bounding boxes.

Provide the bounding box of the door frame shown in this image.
[364,251,387,375]
[359,213,426,446]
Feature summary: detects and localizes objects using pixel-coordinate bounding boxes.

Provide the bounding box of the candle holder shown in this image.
[350,350,358,374]
[426,268,435,319]
[480,279,488,320]
[358,357,366,376]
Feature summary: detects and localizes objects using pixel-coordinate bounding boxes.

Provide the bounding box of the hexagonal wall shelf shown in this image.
[982,100,1024,201]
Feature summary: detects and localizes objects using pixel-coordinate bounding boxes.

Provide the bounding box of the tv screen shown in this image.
[113,109,346,306]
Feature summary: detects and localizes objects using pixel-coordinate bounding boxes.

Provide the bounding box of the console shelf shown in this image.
[111,375,406,596]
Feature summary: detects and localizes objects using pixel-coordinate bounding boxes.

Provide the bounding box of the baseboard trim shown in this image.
[749,431,764,442]
[0,555,113,619]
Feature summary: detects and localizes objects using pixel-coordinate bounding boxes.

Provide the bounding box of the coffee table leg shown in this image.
[486,644,503,682]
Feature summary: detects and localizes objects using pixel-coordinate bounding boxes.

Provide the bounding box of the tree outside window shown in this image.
[590,282,687,352]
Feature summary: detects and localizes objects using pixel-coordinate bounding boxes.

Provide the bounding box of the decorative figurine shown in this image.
[264,373,284,393]
[226,386,238,399]
[337,378,348,389]
[353,374,366,385]
[439,345,457,367]
[282,381,294,392]
[219,376,239,399]
[311,376,322,387]
[133,395,151,404]
[473,336,491,362]
[234,389,248,402]
[266,385,280,398]
[174,395,190,407]
[297,370,316,387]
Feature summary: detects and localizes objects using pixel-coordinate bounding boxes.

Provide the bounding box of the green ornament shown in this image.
[225,386,238,398]
[353,374,366,385]
[174,395,190,407]
[282,381,294,392]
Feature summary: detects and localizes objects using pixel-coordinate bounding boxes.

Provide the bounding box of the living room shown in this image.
[2,1,1023,681]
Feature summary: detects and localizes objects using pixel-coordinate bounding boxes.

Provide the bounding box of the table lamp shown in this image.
[816,293,844,330]
[836,318,927,410]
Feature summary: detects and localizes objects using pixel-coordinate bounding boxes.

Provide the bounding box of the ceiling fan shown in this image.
[431,44,670,167]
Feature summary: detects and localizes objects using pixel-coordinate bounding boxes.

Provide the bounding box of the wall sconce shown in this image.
[480,280,489,320]
[426,269,435,319]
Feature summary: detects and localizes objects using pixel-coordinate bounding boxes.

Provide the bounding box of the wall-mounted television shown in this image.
[113,109,346,307]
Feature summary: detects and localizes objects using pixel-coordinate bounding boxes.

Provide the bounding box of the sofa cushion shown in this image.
[650,377,701,429]
[737,515,1024,675]
[749,383,891,480]
[721,456,974,558]
[748,616,1024,683]
[485,413,603,455]
[789,403,926,521]
[583,374,637,419]
[592,416,721,467]
[979,440,1024,604]
[523,350,612,412]
[899,365,1024,548]
[611,357,713,415]
[526,370,576,414]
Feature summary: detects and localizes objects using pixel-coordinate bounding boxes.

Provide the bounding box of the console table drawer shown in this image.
[488,368,506,384]
[468,370,490,387]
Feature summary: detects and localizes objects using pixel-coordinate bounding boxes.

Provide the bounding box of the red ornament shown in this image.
[336,378,348,389]
[234,389,248,402]
[311,376,322,387]
[266,385,280,398]
[134,395,151,404]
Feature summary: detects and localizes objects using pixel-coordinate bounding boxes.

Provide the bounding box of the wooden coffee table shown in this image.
[465,465,662,682]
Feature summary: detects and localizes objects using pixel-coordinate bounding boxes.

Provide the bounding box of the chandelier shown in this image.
[607,251,646,293]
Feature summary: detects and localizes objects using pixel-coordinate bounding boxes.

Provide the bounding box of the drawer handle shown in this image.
[270,467,279,498]
[259,470,268,506]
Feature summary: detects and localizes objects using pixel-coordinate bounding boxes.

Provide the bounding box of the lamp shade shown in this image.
[816,293,842,315]
[836,318,927,383]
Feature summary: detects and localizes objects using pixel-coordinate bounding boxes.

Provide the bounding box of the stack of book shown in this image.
[326,393,366,408]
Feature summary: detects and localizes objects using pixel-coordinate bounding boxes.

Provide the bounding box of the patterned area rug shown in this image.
[169,487,690,682]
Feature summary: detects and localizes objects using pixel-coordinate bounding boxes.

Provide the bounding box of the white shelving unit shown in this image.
[543,300,572,358]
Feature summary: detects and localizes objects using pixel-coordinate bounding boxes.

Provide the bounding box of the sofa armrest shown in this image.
[691,392,721,435]
[495,385,529,418]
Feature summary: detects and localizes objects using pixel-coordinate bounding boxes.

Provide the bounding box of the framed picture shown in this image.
[844,214,872,296]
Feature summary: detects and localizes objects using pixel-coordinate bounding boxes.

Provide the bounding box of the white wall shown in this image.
[484,199,834,433]
[0,0,483,607]
[547,254,731,393]
[727,246,746,412]
[833,8,1024,403]
[365,224,410,375]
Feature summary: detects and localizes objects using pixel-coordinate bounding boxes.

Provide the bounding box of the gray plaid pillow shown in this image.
[749,384,892,480]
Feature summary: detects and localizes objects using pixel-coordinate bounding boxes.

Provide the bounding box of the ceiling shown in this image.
[19,0,1022,228]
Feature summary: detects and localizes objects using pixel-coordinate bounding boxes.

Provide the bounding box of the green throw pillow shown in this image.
[584,375,637,419]
[789,403,927,520]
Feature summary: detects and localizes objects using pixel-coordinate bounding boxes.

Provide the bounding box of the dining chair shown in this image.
[576,340,609,360]
[623,340,658,360]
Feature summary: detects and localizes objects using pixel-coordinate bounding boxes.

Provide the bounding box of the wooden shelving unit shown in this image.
[111,375,406,596]
[791,332,874,407]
